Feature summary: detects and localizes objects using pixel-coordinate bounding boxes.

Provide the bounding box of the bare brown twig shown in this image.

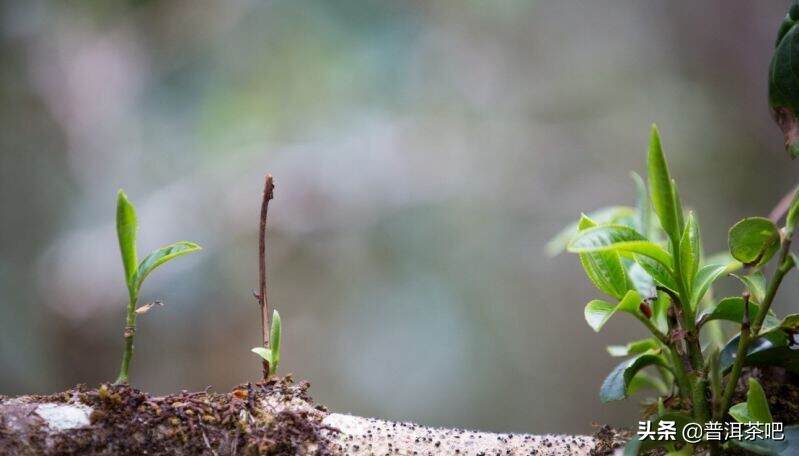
[769,184,798,223]
[257,175,275,379]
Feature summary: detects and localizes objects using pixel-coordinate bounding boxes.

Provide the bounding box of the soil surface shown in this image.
[0,376,336,455]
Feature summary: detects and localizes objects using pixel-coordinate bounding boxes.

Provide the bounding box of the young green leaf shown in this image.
[634,255,678,293]
[678,212,700,291]
[577,215,630,299]
[584,290,642,332]
[251,347,272,365]
[268,309,281,375]
[728,217,781,267]
[131,241,202,293]
[116,190,138,289]
[729,378,773,423]
[607,338,659,357]
[689,263,728,309]
[567,225,672,268]
[671,179,686,236]
[646,125,679,242]
[730,272,767,304]
[545,206,636,256]
[251,310,282,376]
[600,353,669,402]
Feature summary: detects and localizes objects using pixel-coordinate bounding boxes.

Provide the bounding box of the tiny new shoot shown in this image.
[252,309,282,376]
[114,190,201,384]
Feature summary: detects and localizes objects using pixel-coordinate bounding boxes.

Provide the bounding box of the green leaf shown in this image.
[721,331,799,374]
[131,241,202,293]
[577,215,630,299]
[651,290,670,334]
[600,353,668,402]
[116,190,138,290]
[769,0,799,158]
[779,313,799,331]
[700,297,779,328]
[631,171,651,237]
[728,217,781,267]
[607,338,660,357]
[647,125,679,242]
[627,261,656,299]
[671,179,686,237]
[268,309,281,375]
[730,425,799,455]
[252,311,282,376]
[568,225,672,268]
[627,371,668,396]
[689,263,729,309]
[634,255,678,293]
[545,206,636,256]
[678,212,700,291]
[729,378,773,423]
[251,347,273,365]
[584,290,642,332]
[731,272,767,304]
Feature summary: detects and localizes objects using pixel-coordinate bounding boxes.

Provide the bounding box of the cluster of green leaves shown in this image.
[115,190,201,384]
[550,126,799,455]
[252,309,282,376]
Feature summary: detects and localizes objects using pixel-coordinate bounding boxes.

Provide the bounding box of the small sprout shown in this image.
[114,190,201,384]
[252,309,281,376]
[729,378,773,424]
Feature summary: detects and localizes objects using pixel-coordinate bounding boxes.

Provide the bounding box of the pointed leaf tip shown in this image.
[116,190,138,289]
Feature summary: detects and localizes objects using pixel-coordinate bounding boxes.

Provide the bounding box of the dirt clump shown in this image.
[0,376,336,455]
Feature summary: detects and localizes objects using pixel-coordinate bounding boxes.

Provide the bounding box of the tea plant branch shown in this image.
[717,231,796,421]
[650,287,693,401]
[256,174,275,379]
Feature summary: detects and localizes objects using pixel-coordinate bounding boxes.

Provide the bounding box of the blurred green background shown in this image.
[1,0,798,434]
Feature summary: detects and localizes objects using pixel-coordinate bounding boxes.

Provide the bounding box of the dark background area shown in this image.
[1,0,797,434]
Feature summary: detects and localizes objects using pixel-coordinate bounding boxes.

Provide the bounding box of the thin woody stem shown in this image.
[257,175,275,379]
[717,235,795,420]
[769,184,799,223]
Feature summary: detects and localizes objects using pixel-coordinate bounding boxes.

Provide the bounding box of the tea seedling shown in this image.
[114,190,201,384]
[551,125,799,454]
[252,309,281,376]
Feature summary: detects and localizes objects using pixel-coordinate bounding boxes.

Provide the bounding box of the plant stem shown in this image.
[115,290,138,384]
[717,235,795,420]
[257,174,275,379]
[668,233,710,418]
[638,302,692,401]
